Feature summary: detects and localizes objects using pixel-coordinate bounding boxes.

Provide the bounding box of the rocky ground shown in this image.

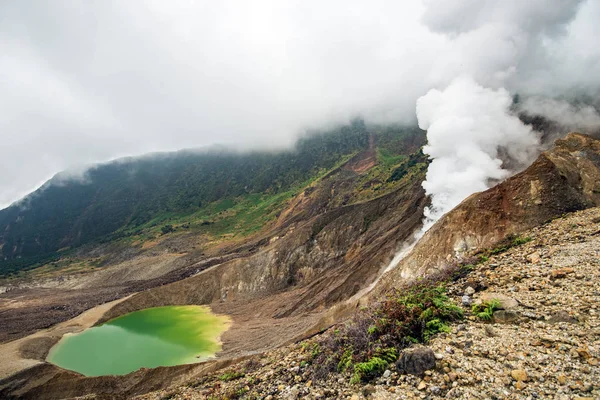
[138,206,600,400]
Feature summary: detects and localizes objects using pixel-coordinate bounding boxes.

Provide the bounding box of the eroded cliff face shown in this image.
[98,168,428,324]
[380,132,600,290]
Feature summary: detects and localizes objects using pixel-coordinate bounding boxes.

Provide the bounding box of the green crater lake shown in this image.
[47,305,230,376]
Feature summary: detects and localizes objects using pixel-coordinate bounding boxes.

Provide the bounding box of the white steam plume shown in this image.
[417,77,539,230]
[382,0,592,275]
[416,0,587,231]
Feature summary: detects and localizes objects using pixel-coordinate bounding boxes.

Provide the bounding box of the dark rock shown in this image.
[493,310,520,324]
[548,310,579,324]
[362,384,376,396]
[396,346,436,375]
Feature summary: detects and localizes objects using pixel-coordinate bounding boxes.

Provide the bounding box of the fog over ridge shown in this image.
[1,0,599,209]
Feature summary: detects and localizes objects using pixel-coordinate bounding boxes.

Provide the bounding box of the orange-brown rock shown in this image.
[380,133,600,290]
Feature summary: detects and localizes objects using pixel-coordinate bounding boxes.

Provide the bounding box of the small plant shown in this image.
[160,224,175,234]
[472,299,501,321]
[351,356,388,384]
[488,234,532,255]
[219,371,245,382]
[511,236,532,246]
[311,281,463,382]
[310,343,321,359]
[367,325,377,335]
[337,347,353,372]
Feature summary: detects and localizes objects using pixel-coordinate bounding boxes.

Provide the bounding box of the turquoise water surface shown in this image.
[47,305,230,376]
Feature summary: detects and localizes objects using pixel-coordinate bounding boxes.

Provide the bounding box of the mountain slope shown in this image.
[380,132,600,290]
[126,206,600,400]
[0,121,424,276]
[0,124,431,399]
[2,133,599,399]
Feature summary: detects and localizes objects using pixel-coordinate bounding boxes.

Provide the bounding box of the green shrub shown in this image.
[472,299,501,321]
[337,348,353,372]
[312,281,463,382]
[160,224,175,234]
[488,234,532,255]
[351,356,389,384]
[512,236,532,246]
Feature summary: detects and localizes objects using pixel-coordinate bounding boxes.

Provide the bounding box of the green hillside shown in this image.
[0,121,426,276]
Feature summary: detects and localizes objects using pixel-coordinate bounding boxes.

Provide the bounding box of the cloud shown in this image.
[1,1,599,209]
[519,96,600,133]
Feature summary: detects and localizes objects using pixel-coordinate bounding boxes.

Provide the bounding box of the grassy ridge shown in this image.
[0,122,426,276]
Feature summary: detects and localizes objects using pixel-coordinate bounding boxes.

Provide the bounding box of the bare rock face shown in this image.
[381,133,600,290]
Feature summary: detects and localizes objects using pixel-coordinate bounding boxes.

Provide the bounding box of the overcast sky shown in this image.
[1,0,599,209]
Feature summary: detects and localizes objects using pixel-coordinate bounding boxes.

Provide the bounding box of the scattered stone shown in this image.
[417,381,427,390]
[479,292,518,309]
[362,384,375,396]
[430,385,441,395]
[493,310,520,324]
[484,325,498,337]
[527,252,541,263]
[511,369,529,382]
[464,286,476,296]
[382,369,391,379]
[461,295,472,306]
[551,268,575,279]
[548,310,579,324]
[396,346,436,375]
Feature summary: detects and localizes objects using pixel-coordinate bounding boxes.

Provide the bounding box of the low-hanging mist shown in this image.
[1,0,600,209]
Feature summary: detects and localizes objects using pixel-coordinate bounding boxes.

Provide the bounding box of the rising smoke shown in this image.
[415,0,599,231]
[417,77,539,230]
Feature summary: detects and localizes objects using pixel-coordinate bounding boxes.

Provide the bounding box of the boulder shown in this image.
[493,310,520,324]
[548,310,578,324]
[396,346,436,375]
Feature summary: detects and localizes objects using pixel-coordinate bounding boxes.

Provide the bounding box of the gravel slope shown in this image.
[138,206,600,400]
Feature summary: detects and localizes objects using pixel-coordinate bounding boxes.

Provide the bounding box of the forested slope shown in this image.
[0,121,425,275]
